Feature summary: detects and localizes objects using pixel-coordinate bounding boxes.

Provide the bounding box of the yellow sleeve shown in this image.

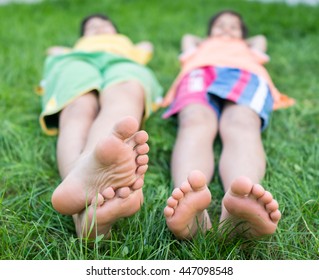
[131,47,153,64]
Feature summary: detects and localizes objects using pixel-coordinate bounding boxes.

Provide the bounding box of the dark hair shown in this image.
[207,10,248,38]
[80,13,119,36]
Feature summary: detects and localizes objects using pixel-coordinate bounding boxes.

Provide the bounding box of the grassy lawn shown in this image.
[0,0,318,260]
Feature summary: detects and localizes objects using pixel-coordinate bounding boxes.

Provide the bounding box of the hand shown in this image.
[246,35,267,53]
[46,46,70,55]
[136,41,153,52]
[181,34,203,52]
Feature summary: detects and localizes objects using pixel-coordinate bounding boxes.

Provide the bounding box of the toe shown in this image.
[231,176,253,196]
[102,187,116,199]
[113,116,139,141]
[91,193,105,207]
[135,143,150,155]
[167,197,178,208]
[131,177,144,190]
[136,165,148,176]
[117,187,131,198]
[164,206,174,218]
[251,184,265,199]
[180,182,192,194]
[270,209,281,222]
[127,130,149,149]
[258,191,273,205]
[266,199,279,213]
[136,154,149,165]
[133,130,149,145]
[188,170,206,190]
[172,188,184,200]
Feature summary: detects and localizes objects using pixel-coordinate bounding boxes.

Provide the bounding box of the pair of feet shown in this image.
[52,117,148,238]
[51,117,281,239]
[164,171,281,239]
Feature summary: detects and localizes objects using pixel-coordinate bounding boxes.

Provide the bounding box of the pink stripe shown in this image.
[207,66,216,84]
[227,70,251,102]
[163,66,217,118]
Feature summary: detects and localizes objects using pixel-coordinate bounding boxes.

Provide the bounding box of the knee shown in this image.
[219,107,261,137]
[178,105,218,134]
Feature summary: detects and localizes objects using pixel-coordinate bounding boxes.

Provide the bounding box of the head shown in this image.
[80,14,118,37]
[207,10,248,39]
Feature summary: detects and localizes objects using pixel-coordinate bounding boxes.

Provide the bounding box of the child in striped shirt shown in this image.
[163,10,294,239]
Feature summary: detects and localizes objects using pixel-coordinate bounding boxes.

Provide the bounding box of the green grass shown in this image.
[0,0,318,260]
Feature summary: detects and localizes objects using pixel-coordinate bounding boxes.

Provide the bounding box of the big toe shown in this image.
[187,170,207,190]
[230,176,253,196]
[113,116,139,140]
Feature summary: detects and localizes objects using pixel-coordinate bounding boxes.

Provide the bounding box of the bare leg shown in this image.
[83,81,145,152]
[57,92,99,178]
[218,103,281,237]
[52,81,148,238]
[164,104,218,239]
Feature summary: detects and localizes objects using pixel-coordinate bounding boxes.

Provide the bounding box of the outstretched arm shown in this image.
[181,34,203,52]
[46,46,71,56]
[136,41,154,53]
[246,35,267,53]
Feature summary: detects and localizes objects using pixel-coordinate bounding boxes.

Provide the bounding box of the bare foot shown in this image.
[164,170,212,239]
[51,116,149,215]
[74,186,144,239]
[221,176,281,237]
